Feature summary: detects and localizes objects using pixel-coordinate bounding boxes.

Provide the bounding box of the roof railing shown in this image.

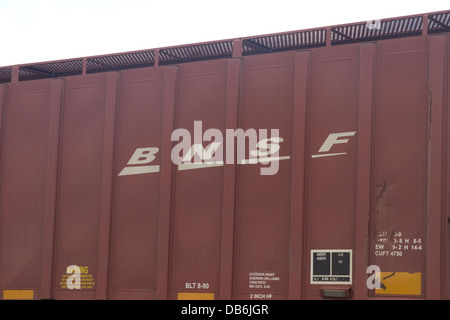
[1,10,449,84]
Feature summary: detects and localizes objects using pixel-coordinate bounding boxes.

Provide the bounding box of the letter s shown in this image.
[250,137,283,157]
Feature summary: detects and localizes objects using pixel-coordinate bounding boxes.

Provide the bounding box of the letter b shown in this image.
[127,147,159,165]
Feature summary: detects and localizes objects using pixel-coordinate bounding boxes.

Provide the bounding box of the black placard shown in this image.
[312,252,330,275]
[311,250,352,284]
[332,252,350,275]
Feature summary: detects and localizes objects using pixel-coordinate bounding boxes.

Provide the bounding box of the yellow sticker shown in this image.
[375,272,421,295]
[178,292,215,300]
[3,290,34,300]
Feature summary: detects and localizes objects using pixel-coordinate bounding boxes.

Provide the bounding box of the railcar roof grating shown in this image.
[159,41,233,65]
[243,29,327,55]
[86,50,156,72]
[428,11,450,33]
[1,10,449,83]
[331,16,424,44]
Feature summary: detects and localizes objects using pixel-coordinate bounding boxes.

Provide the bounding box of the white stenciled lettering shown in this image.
[119,147,160,176]
[120,121,291,176]
[312,131,356,158]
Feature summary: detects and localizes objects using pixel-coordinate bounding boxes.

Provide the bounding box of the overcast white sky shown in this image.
[0,0,448,66]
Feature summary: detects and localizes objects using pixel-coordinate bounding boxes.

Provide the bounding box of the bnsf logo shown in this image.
[119,122,356,177]
[119,137,286,176]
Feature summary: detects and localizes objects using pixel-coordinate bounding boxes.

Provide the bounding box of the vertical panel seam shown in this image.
[0,85,5,210]
[219,57,241,299]
[426,34,447,299]
[354,42,376,299]
[96,72,120,299]
[156,66,178,299]
[288,50,311,299]
[40,79,64,299]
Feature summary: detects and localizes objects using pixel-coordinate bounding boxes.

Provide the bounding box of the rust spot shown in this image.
[375,183,395,234]
[376,182,391,204]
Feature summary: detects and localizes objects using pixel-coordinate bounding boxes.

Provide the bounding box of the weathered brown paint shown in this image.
[0,13,449,300]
